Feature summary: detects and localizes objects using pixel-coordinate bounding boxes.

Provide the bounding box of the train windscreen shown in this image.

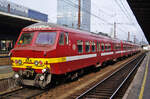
[18,33,34,45]
[36,32,56,45]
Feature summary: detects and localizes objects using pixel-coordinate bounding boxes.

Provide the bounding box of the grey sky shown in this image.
[8,0,147,43]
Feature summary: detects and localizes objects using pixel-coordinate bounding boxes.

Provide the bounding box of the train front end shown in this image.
[10,24,57,88]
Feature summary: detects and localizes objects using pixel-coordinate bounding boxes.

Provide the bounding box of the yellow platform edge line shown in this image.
[139,55,149,99]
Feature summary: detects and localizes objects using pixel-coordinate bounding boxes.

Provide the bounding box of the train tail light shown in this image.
[39,61,43,65]
[15,60,18,64]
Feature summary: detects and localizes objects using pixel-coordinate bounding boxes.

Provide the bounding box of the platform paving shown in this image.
[0,65,13,79]
[123,52,150,99]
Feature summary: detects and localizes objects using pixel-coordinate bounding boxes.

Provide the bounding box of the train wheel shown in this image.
[94,67,101,72]
[14,78,22,86]
[68,72,79,81]
[37,74,52,89]
[79,69,84,77]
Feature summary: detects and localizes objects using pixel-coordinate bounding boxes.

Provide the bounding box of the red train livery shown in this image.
[10,22,140,88]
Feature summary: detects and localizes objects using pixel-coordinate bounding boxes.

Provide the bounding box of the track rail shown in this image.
[0,77,17,93]
[76,53,145,99]
[0,86,48,99]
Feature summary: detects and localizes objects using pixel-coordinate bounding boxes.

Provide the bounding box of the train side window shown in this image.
[119,44,121,50]
[105,44,108,51]
[97,42,99,51]
[99,43,101,51]
[65,32,69,45]
[92,42,96,52]
[59,33,64,45]
[101,43,104,51]
[108,44,111,51]
[97,42,101,51]
[77,40,83,53]
[115,44,117,50]
[116,44,120,50]
[85,41,90,53]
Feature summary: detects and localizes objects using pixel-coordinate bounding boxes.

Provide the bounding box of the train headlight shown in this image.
[14,74,19,78]
[40,75,44,81]
[34,61,39,65]
[18,60,22,65]
[42,68,46,73]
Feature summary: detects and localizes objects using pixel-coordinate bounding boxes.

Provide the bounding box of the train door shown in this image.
[58,32,65,57]
[121,41,124,57]
[64,32,70,56]
[58,32,70,57]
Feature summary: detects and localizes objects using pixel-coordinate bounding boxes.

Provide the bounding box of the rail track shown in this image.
[0,86,48,99]
[0,53,145,99]
[76,53,145,99]
[0,78,17,93]
[0,78,49,99]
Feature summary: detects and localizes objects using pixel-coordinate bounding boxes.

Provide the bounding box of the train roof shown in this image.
[23,22,90,34]
[23,22,139,45]
[23,22,113,40]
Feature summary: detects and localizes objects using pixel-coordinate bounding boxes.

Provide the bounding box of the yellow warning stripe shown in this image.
[11,57,67,64]
[11,57,67,69]
[11,54,97,69]
[139,55,149,99]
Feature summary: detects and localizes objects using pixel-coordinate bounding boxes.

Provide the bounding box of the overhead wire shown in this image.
[62,0,112,25]
[59,0,136,39]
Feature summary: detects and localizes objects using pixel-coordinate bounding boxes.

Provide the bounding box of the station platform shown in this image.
[0,65,13,79]
[0,57,11,66]
[123,52,150,99]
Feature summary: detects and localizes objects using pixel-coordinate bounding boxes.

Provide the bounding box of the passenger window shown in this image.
[105,44,107,51]
[92,42,96,52]
[65,32,69,45]
[101,43,104,51]
[97,42,100,51]
[115,44,120,50]
[59,33,64,45]
[85,41,90,53]
[99,43,101,51]
[108,44,111,51]
[77,40,83,53]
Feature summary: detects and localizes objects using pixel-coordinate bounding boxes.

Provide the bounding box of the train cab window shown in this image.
[77,40,83,53]
[18,33,34,45]
[65,32,69,45]
[92,42,96,52]
[59,33,64,45]
[85,41,90,53]
[101,43,104,51]
[36,32,56,45]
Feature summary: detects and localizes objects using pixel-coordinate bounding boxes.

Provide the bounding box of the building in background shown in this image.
[0,0,48,55]
[0,0,48,22]
[57,0,91,31]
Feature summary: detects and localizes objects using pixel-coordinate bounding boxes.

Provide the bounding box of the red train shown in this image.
[10,23,140,88]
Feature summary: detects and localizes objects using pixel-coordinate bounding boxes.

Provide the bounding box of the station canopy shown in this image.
[0,11,39,40]
[127,0,150,44]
